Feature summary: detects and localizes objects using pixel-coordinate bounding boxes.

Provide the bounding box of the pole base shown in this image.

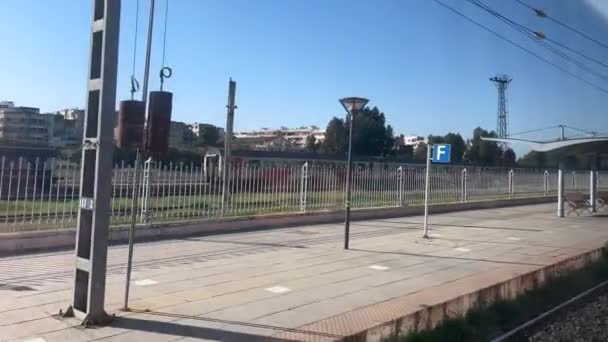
[81,311,114,327]
[59,306,114,327]
[59,306,75,318]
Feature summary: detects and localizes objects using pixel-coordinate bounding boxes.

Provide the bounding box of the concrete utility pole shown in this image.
[221,79,236,214]
[141,0,155,104]
[66,0,120,325]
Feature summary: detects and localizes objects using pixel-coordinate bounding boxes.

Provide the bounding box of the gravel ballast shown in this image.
[529,291,608,342]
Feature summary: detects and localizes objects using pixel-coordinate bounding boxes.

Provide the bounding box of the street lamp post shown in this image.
[339,97,369,250]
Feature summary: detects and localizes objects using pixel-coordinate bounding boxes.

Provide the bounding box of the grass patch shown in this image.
[386,243,608,342]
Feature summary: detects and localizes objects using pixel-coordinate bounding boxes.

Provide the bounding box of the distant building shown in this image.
[169,121,195,148]
[233,136,300,152]
[42,108,85,147]
[0,103,49,146]
[235,126,325,149]
[402,135,426,146]
[56,108,84,129]
[45,113,83,147]
[189,122,225,144]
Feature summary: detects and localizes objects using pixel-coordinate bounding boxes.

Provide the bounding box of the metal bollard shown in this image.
[461,168,468,202]
[508,170,514,199]
[300,162,308,212]
[590,170,597,213]
[140,158,152,223]
[397,166,404,206]
[543,170,549,196]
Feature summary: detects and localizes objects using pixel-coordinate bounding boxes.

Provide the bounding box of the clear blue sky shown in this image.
[1,0,608,150]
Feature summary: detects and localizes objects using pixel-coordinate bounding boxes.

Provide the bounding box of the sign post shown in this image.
[423,144,451,238]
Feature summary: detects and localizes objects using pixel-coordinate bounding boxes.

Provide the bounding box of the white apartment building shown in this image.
[235,126,325,148]
[402,135,426,146]
[189,122,225,143]
[0,103,49,146]
[57,108,84,129]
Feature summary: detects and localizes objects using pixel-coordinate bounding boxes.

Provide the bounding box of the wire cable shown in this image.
[543,36,608,70]
[564,125,598,136]
[475,0,608,71]
[465,0,608,81]
[130,0,140,100]
[513,0,608,51]
[508,125,561,137]
[161,0,169,69]
[159,0,171,91]
[430,0,608,94]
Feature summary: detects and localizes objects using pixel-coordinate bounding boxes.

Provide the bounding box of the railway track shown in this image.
[492,278,608,342]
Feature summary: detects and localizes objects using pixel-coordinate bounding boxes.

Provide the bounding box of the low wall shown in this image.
[0,196,556,256]
[360,244,605,341]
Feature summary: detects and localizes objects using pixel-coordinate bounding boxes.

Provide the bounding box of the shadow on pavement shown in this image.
[0,283,36,291]
[373,220,543,232]
[350,248,546,267]
[115,310,342,341]
[181,237,308,249]
[351,222,421,230]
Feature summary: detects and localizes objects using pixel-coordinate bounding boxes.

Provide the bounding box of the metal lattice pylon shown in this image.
[490,74,512,143]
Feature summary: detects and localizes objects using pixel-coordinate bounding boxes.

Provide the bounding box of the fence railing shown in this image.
[0,156,605,233]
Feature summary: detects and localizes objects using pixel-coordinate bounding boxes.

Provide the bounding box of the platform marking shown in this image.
[266,286,291,294]
[135,279,158,286]
[368,265,390,271]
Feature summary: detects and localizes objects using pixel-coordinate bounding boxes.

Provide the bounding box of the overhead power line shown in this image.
[513,0,608,51]
[475,0,608,70]
[565,125,598,136]
[508,125,561,137]
[542,35,608,70]
[465,0,608,81]
[430,0,608,94]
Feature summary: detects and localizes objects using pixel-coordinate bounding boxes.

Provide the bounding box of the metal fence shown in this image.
[0,156,605,233]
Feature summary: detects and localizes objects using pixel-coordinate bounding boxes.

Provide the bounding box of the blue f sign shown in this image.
[432,144,451,163]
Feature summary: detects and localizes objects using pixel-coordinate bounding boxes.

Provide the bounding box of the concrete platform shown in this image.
[0,204,607,341]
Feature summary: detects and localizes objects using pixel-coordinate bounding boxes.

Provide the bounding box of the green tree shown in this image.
[518,151,547,168]
[443,133,466,163]
[349,106,389,156]
[465,127,501,166]
[396,145,414,160]
[501,148,517,167]
[427,135,445,145]
[414,142,428,162]
[197,125,220,146]
[392,135,414,160]
[383,125,396,156]
[321,117,347,154]
[321,106,394,157]
[305,134,319,152]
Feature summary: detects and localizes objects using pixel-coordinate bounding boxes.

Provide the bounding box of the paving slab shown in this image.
[1,203,607,341]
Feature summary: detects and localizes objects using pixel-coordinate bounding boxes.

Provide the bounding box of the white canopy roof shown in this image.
[481,137,608,152]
